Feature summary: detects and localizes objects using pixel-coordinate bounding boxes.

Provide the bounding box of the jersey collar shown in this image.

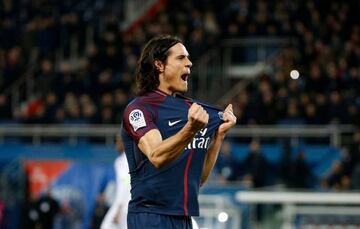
[154,88,171,97]
[153,89,187,99]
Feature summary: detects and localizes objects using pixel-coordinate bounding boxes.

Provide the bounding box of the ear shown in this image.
[154,59,165,73]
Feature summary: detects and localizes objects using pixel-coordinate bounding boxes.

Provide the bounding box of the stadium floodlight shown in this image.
[217,211,229,223]
[290,69,300,79]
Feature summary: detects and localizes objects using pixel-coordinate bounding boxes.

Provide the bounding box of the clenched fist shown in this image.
[187,103,209,133]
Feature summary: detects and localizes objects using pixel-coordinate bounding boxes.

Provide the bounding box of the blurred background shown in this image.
[0,0,360,228]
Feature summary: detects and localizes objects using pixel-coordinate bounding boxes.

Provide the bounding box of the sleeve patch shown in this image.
[129,109,146,131]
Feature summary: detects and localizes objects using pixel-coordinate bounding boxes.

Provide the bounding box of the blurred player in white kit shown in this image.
[101,136,131,229]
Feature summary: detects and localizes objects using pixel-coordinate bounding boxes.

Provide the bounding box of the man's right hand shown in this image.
[187,103,209,132]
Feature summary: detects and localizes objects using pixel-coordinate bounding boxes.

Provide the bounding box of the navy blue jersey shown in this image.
[122,89,223,216]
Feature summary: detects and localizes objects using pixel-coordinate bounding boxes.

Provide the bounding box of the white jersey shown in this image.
[101,153,131,229]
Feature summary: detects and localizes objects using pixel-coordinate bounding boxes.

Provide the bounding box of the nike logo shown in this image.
[168,120,181,126]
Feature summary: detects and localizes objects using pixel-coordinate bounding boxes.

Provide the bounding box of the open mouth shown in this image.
[181,73,189,81]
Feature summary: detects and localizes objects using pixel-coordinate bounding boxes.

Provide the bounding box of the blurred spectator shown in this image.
[215,140,239,183]
[314,94,330,125]
[242,139,268,188]
[304,103,321,125]
[23,195,41,229]
[346,129,360,174]
[113,89,128,124]
[101,136,130,229]
[0,94,12,121]
[42,93,59,123]
[289,150,312,189]
[321,160,350,191]
[96,107,115,124]
[54,198,83,229]
[346,105,360,126]
[279,99,304,125]
[328,90,347,124]
[79,94,97,124]
[37,190,60,229]
[35,58,57,96]
[233,90,251,125]
[346,129,360,190]
[305,64,327,94]
[351,164,360,190]
[90,193,109,229]
[2,46,25,91]
[280,139,292,187]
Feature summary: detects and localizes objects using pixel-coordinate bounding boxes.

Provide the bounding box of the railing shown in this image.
[0,125,355,146]
[197,194,241,229]
[236,191,360,229]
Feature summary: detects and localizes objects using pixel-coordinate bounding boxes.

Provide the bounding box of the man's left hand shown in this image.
[217,104,237,137]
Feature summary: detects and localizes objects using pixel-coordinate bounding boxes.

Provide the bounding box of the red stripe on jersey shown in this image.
[183,95,194,215]
[183,150,194,216]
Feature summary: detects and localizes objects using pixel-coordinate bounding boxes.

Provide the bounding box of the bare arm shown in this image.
[200,104,237,186]
[138,103,209,168]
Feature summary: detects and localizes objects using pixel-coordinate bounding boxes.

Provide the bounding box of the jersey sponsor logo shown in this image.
[129,109,146,131]
[185,128,210,150]
[199,128,207,136]
[185,136,211,150]
[168,119,182,126]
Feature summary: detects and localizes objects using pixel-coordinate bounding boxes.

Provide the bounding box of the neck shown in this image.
[157,85,173,96]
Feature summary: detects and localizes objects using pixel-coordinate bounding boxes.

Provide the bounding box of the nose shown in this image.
[186,57,192,68]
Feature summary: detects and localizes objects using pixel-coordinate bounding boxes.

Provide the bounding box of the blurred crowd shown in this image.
[215,130,360,191]
[0,0,220,124]
[1,0,360,126]
[222,0,360,126]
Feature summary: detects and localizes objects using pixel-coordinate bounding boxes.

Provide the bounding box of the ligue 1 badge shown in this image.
[129,109,146,131]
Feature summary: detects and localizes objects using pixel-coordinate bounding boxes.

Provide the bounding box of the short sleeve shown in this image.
[123,102,158,143]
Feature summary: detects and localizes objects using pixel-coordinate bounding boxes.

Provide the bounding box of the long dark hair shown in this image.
[135,35,182,96]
